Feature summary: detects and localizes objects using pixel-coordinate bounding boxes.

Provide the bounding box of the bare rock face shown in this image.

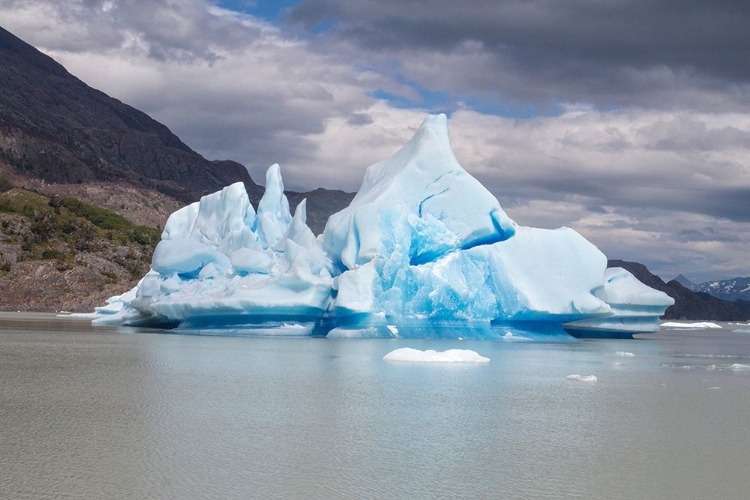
[0,25,260,203]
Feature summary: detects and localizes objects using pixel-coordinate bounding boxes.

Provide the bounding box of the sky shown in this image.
[1,0,749,282]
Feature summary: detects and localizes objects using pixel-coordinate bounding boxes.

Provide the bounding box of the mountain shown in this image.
[0,25,354,231]
[286,188,354,235]
[0,25,359,312]
[693,277,750,302]
[673,274,695,290]
[0,25,260,202]
[608,260,750,321]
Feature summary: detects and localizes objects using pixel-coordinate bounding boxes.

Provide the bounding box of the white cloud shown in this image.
[1,0,749,281]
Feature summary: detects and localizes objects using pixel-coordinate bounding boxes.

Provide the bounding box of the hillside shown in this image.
[0,25,260,202]
[0,184,157,312]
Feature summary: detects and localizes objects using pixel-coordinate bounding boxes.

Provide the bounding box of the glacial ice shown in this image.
[383,348,490,363]
[92,114,674,338]
[661,322,722,329]
[563,267,675,334]
[566,374,598,383]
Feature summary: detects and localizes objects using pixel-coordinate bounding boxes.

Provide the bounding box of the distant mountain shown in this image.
[673,274,695,290]
[693,277,750,302]
[608,260,750,321]
[286,188,355,235]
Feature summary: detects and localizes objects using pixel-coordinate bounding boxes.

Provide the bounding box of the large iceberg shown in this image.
[93,114,673,338]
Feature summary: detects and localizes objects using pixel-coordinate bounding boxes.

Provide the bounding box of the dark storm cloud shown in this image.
[289,0,750,109]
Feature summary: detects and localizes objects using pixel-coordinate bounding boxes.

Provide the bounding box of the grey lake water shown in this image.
[2,313,750,499]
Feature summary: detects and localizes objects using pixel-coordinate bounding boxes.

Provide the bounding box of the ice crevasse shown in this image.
[92,114,673,338]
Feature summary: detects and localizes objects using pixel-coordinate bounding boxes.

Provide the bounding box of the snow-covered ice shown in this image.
[661,322,722,329]
[616,351,635,357]
[92,114,674,338]
[383,348,490,363]
[566,374,598,382]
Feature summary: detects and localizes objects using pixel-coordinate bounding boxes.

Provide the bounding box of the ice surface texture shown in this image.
[93,114,673,337]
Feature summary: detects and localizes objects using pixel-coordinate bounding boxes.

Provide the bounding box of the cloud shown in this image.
[2,0,394,184]
[288,0,750,111]
[0,0,748,280]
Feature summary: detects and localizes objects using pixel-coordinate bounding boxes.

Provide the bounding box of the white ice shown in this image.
[566,374,598,382]
[661,322,722,329]
[383,348,490,363]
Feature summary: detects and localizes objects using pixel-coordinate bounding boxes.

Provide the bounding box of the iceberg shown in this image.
[661,322,722,329]
[383,348,490,363]
[566,374,598,383]
[92,114,673,338]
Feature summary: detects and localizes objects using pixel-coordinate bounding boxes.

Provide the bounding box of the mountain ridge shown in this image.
[609,260,750,321]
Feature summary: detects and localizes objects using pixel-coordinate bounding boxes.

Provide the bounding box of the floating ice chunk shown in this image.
[661,322,722,329]
[733,329,750,334]
[728,363,750,371]
[566,374,598,382]
[503,332,530,341]
[616,351,635,357]
[383,348,489,363]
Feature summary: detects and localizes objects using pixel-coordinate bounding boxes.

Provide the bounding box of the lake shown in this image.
[2,312,750,499]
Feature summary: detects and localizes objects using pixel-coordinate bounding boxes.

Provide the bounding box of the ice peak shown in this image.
[323,113,517,268]
[255,164,292,249]
[354,113,457,205]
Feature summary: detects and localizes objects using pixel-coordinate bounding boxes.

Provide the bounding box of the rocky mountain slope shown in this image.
[0,184,157,312]
[673,274,695,290]
[609,260,750,320]
[0,25,260,202]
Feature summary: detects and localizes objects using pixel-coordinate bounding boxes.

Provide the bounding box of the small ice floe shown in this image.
[733,329,750,334]
[661,322,722,329]
[383,348,489,363]
[612,362,623,367]
[566,374,598,383]
[728,363,750,371]
[502,332,530,341]
[615,351,635,357]
[59,312,98,318]
[707,386,722,390]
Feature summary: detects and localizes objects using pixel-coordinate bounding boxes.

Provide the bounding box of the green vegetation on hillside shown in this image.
[0,187,161,249]
[0,185,159,279]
